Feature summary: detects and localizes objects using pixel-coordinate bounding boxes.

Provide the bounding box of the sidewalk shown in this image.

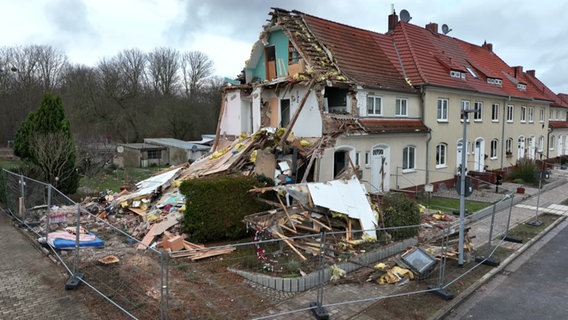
[259,168,568,320]
[0,211,95,320]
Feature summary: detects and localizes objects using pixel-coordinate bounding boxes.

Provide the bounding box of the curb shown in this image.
[428,214,567,320]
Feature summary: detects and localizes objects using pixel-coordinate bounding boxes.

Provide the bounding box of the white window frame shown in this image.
[395,98,408,117]
[367,95,382,116]
[474,101,483,122]
[460,100,471,122]
[437,98,448,122]
[550,135,555,150]
[491,103,499,122]
[538,136,544,153]
[364,151,370,168]
[520,106,527,123]
[435,143,447,168]
[540,107,545,123]
[528,107,535,123]
[506,137,513,156]
[507,105,514,122]
[402,146,416,172]
[490,139,498,159]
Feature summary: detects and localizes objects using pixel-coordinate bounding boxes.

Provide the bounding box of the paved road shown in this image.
[0,211,94,320]
[443,218,568,320]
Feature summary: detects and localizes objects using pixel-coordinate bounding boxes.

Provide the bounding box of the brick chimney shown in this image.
[482,41,493,52]
[513,66,523,78]
[527,70,536,77]
[425,22,438,34]
[388,11,398,33]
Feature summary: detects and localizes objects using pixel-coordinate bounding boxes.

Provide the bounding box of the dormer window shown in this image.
[450,70,466,79]
[517,83,527,91]
[487,78,502,86]
[465,66,478,79]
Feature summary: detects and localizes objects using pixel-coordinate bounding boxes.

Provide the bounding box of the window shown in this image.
[355,152,361,166]
[437,98,448,121]
[556,110,560,120]
[507,105,514,122]
[367,95,382,116]
[538,136,544,152]
[550,135,555,150]
[395,98,408,116]
[540,107,545,123]
[520,106,526,123]
[365,151,370,168]
[460,100,470,122]
[435,143,447,168]
[528,107,534,123]
[147,150,161,159]
[490,139,498,159]
[549,109,553,120]
[506,138,513,156]
[402,146,416,171]
[491,103,499,122]
[465,66,478,78]
[280,99,290,128]
[474,101,483,121]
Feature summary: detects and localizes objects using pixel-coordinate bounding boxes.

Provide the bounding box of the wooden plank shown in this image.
[190,247,236,261]
[137,224,159,250]
[277,195,296,231]
[273,230,307,261]
[167,235,185,251]
[127,207,147,217]
[152,212,182,236]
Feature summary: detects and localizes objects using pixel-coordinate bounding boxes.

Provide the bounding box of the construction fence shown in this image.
[1,168,524,320]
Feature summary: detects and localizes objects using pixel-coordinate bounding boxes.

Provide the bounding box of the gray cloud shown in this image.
[44,0,99,50]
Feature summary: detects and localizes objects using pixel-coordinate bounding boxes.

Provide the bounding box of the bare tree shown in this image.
[181,51,214,100]
[147,47,180,95]
[117,48,148,96]
[29,132,76,188]
[36,45,69,92]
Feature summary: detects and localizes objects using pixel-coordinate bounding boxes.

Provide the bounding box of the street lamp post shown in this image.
[458,108,475,267]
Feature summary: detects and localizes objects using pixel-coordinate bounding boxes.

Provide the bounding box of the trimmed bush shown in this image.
[179,175,273,243]
[379,192,421,239]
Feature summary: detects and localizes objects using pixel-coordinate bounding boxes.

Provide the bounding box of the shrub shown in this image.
[179,174,273,243]
[509,158,538,184]
[379,192,421,239]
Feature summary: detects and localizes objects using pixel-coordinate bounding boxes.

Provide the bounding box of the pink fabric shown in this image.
[48,231,96,242]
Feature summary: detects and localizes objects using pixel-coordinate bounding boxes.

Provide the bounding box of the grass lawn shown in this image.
[419,196,490,214]
[0,158,21,170]
[79,166,167,195]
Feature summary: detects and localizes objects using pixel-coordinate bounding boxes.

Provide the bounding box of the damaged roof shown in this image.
[265,8,565,105]
[269,8,416,92]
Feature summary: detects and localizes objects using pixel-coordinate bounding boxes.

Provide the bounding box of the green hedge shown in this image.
[179,175,273,243]
[380,192,421,239]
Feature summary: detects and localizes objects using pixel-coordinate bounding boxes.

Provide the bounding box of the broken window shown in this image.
[280,99,290,128]
[334,150,348,178]
[265,46,276,80]
[325,87,348,113]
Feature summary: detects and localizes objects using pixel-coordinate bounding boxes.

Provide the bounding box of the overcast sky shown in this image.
[1,0,567,93]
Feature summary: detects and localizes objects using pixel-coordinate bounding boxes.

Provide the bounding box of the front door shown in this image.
[371,145,390,193]
[517,136,525,160]
[474,139,484,171]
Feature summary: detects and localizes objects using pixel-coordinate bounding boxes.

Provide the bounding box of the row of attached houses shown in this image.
[216,7,568,194]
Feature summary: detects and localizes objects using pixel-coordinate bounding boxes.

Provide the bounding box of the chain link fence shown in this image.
[2,168,522,320]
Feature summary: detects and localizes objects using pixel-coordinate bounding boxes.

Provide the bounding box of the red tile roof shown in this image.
[270,8,562,103]
[299,12,414,92]
[359,118,429,133]
[549,121,568,129]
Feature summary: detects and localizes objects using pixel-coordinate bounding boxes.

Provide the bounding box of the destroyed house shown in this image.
[217,7,568,194]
